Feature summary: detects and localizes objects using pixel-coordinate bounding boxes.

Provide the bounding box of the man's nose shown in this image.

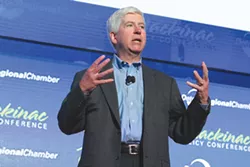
[134,26,142,34]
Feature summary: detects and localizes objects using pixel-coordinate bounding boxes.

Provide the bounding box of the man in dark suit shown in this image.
[57,6,211,167]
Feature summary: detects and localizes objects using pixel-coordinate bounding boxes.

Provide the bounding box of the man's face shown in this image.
[110,13,146,55]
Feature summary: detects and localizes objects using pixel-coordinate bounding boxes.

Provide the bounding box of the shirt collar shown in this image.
[112,54,142,69]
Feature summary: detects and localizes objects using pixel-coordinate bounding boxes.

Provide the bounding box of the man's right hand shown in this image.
[79,55,114,93]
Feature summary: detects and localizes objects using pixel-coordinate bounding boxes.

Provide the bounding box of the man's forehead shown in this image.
[122,13,144,23]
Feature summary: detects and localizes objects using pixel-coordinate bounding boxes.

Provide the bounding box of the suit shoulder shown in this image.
[72,69,88,81]
[75,69,87,77]
[70,69,87,90]
[143,64,174,82]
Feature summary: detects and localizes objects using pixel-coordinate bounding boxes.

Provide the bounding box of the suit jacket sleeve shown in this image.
[168,78,210,144]
[57,70,88,135]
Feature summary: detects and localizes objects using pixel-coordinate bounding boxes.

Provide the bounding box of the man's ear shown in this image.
[110,32,117,45]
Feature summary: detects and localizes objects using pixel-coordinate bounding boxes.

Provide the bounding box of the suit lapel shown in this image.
[142,64,156,120]
[99,60,120,128]
[99,61,156,129]
[141,64,156,152]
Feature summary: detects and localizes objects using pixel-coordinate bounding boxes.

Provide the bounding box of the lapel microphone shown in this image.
[125,75,136,85]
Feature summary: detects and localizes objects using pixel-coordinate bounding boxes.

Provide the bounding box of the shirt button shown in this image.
[130,102,133,106]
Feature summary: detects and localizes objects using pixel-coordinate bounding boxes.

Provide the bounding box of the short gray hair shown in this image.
[106,6,145,34]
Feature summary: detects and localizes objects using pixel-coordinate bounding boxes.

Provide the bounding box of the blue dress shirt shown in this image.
[112,55,144,143]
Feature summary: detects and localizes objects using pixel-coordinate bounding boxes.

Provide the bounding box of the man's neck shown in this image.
[117,52,141,65]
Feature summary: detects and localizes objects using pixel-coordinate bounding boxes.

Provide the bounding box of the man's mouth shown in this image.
[132,38,142,42]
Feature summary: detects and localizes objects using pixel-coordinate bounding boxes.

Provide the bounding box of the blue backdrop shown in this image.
[0,0,250,167]
[0,0,250,74]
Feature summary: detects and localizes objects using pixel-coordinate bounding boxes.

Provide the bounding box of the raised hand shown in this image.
[186,62,209,104]
[79,55,114,93]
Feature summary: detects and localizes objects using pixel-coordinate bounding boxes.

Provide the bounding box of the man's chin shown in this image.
[129,49,142,56]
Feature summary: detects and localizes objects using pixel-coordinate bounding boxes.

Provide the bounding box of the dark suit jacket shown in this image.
[57,62,210,167]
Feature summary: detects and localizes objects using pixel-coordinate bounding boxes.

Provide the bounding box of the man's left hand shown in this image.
[186,61,209,104]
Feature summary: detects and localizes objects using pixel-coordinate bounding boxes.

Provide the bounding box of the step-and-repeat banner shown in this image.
[0,53,86,167]
[0,1,249,166]
[171,80,250,167]
[0,49,249,167]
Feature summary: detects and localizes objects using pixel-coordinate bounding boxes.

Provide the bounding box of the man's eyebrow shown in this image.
[124,21,134,24]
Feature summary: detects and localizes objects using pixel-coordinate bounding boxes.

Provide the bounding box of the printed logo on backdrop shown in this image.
[146,20,216,51]
[0,103,48,130]
[182,88,250,153]
[182,88,250,110]
[189,128,250,153]
[184,158,211,167]
[0,0,62,20]
[0,69,60,84]
[0,0,24,19]
[0,146,58,160]
[235,32,250,58]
